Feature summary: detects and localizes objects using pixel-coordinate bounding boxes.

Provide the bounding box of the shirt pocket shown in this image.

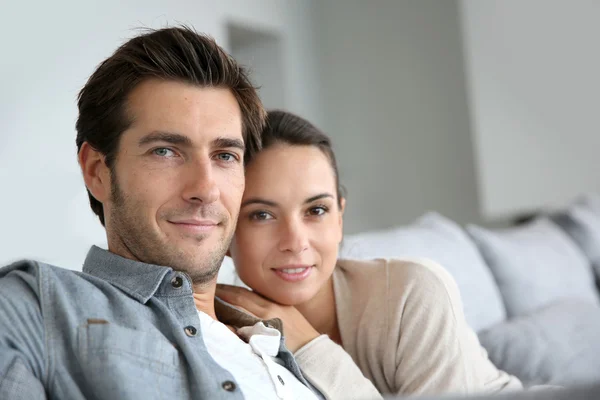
[76,319,188,399]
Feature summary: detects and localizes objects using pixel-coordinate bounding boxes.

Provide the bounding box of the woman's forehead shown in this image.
[244,145,337,198]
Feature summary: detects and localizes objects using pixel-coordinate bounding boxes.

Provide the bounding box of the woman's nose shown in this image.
[278,220,310,254]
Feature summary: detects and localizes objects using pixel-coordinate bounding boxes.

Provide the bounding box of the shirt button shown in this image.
[171,276,184,288]
[184,326,197,337]
[222,381,236,392]
[278,375,285,385]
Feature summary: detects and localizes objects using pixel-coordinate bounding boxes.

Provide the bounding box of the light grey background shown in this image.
[2,0,599,270]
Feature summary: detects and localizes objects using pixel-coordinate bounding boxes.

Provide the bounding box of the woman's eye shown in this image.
[308,206,328,216]
[153,148,176,157]
[250,211,273,221]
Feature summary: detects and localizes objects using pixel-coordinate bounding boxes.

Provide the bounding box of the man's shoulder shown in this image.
[0,258,84,281]
[0,258,143,327]
[0,260,85,329]
[0,259,90,300]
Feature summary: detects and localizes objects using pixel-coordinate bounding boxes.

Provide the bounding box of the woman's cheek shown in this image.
[318,221,339,243]
[251,227,276,266]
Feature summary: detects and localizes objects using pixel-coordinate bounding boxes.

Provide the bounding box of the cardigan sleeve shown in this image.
[385,258,522,395]
[294,335,382,400]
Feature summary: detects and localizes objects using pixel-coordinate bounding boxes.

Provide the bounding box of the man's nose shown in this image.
[181,158,220,205]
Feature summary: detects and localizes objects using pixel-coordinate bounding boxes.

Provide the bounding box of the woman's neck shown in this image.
[295,275,342,345]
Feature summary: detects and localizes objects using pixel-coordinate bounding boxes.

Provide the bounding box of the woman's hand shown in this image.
[215,284,320,353]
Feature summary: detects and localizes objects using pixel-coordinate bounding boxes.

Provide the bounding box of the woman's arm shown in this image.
[215,284,382,400]
[294,335,382,400]
[386,258,522,395]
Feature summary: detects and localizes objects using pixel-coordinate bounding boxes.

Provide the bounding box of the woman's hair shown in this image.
[260,110,345,207]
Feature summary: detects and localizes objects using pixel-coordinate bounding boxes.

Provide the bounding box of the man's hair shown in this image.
[76,26,265,226]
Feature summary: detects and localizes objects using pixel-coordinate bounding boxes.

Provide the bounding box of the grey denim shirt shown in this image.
[0,246,322,400]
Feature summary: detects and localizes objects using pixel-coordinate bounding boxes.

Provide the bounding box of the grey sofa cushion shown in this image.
[478,300,600,387]
[467,218,598,317]
[552,204,600,284]
[340,212,506,332]
[576,192,600,216]
[403,383,600,400]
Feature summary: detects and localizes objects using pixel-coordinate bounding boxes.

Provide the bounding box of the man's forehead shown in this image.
[122,80,244,146]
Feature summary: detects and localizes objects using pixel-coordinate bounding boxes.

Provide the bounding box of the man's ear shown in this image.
[78,142,111,204]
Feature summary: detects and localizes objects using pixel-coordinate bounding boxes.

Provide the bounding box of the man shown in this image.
[0,26,323,400]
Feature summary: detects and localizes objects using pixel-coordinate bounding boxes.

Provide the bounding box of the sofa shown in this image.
[218,193,600,389]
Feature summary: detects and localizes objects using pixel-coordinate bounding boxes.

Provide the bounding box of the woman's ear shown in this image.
[337,197,346,240]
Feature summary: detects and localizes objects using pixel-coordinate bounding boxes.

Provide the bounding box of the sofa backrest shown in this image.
[339,212,506,332]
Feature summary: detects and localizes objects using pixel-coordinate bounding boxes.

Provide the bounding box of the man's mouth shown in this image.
[167,219,219,233]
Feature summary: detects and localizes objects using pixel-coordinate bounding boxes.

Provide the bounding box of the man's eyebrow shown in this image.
[213,137,245,152]
[138,131,192,147]
[138,133,245,152]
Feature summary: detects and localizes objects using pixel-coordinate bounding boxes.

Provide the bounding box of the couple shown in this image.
[0,26,520,399]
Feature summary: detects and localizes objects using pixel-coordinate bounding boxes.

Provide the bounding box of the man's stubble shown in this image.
[106,168,232,286]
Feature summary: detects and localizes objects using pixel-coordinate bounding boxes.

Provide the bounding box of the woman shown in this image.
[216,110,522,399]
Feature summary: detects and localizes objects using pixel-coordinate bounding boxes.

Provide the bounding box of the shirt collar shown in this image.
[82,246,285,334]
[82,245,172,304]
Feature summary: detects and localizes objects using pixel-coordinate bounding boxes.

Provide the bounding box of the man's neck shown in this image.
[193,282,218,320]
[296,276,341,345]
[106,233,140,263]
[105,230,220,320]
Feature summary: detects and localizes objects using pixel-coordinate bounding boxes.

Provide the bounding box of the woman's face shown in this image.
[229,143,344,305]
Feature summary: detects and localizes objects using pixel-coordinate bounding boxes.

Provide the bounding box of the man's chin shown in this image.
[179,261,222,286]
[162,229,231,282]
[168,245,226,273]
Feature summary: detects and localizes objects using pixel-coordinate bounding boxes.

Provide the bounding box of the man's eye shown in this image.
[153,148,176,157]
[216,153,236,162]
[249,211,273,221]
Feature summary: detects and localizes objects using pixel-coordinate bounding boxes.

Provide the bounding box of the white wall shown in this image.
[460,0,600,220]
[229,25,286,110]
[0,0,321,270]
[315,0,480,233]
[10,0,598,270]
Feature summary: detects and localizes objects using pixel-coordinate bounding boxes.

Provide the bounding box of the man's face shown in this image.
[104,79,245,284]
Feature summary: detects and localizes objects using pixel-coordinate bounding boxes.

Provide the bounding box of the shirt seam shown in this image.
[38,263,52,390]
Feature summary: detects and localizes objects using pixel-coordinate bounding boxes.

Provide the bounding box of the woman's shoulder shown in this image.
[337,257,456,285]
[336,257,462,306]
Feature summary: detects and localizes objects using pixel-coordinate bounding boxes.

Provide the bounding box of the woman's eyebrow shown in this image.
[241,198,278,208]
[304,193,334,204]
[241,193,333,208]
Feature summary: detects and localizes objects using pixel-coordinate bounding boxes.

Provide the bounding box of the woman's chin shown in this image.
[268,289,315,307]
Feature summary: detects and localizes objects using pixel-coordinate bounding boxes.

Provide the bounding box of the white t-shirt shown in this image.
[197,310,318,400]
